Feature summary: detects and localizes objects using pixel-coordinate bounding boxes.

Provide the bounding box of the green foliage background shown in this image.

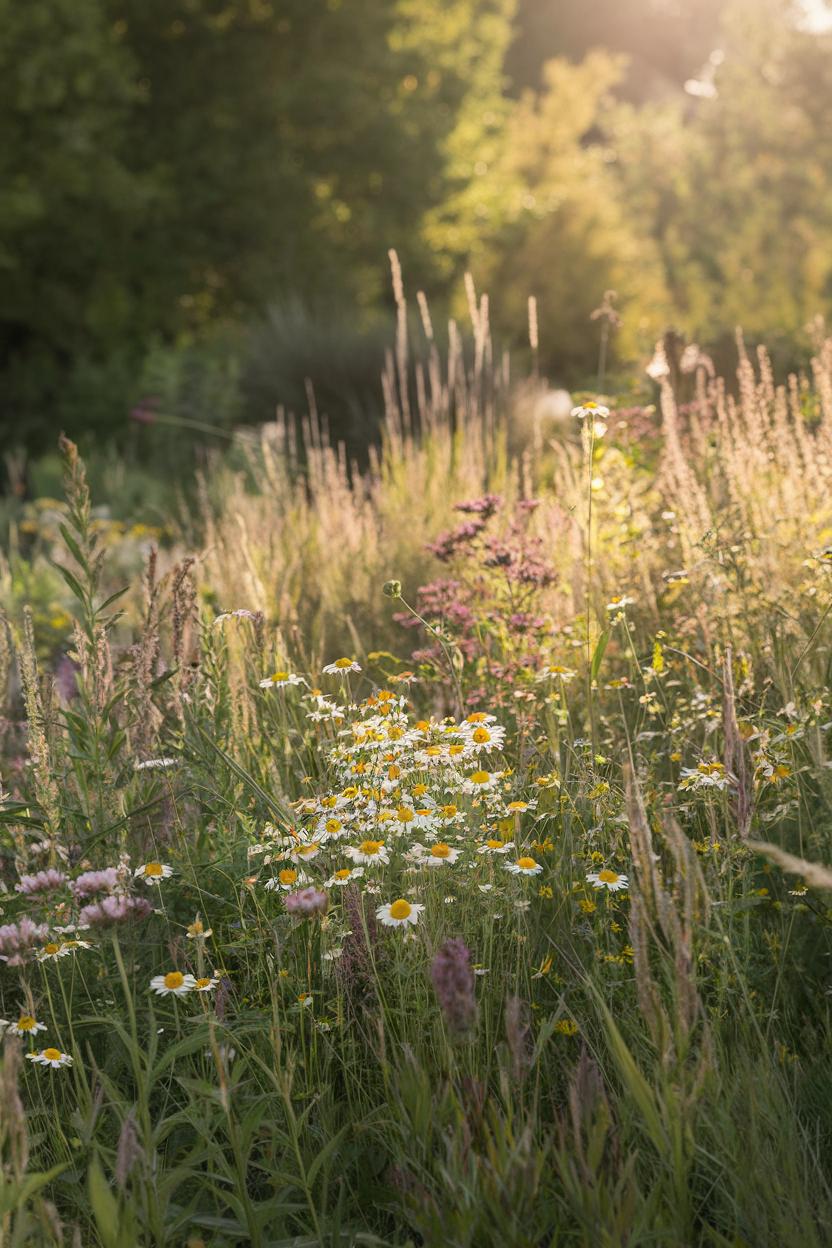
[2,0,832,452]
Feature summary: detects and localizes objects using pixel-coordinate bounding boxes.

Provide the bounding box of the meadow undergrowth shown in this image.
[2,294,832,1246]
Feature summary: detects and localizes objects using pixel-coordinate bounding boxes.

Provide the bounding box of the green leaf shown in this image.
[88,1158,121,1248]
[591,628,610,682]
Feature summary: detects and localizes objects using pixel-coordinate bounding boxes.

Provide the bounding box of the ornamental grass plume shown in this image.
[430,938,477,1037]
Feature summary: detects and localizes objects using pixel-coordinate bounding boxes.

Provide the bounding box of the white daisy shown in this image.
[477,838,514,855]
[134,862,174,884]
[322,658,362,675]
[571,400,610,420]
[264,867,307,891]
[7,1014,48,1037]
[586,868,629,892]
[259,671,305,689]
[418,843,460,867]
[505,857,543,876]
[326,867,365,887]
[26,1047,72,1069]
[376,898,424,927]
[345,840,390,865]
[150,971,197,997]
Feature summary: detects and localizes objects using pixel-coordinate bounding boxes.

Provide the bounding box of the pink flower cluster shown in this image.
[71,868,122,899]
[284,887,328,917]
[15,869,67,896]
[78,895,153,927]
[0,917,50,966]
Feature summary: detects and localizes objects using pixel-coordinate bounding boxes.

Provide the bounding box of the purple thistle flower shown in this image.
[430,938,477,1036]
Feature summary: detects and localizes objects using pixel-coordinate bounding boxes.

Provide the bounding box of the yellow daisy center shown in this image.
[598,869,621,884]
[272,671,289,681]
[144,862,163,877]
[43,943,61,956]
[359,839,384,856]
[471,770,490,785]
[334,657,354,668]
[517,857,538,871]
[389,899,412,920]
[466,713,487,723]
[16,1015,36,1031]
[164,971,185,990]
[42,1048,62,1062]
[334,868,352,880]
[441,805,458,818]
[325,819,342,834]
[473,727,491,743]
[396,807,414,823]
[412,784,428,797]
[195,978,212,989]
[486,839,505,850]
[430,843,451,858]
[279,869,298,885]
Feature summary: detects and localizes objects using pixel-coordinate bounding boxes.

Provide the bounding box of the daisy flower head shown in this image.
[506,856,543,876]
[326,866,364,887]
[150,971,197,997]
[605,595,635,613]
[134,862,173,884]
[419,843,460,866]
[194,975,218,993]
[264,867,307,891]
[345,839,390,865]
[259,671,305,689]
[461,769,499,794]
[8,1014,47,1037]
[478,838,514,855]
[37,942,71,962]
[587,868,629,892]
[376,898,424,927]
[26,1047,72,1069]
[289,841,322,864]
[322,658,362,676]
[571,400,610,421]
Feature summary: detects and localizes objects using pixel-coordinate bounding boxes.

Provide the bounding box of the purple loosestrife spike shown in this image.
[430,938,477,1036]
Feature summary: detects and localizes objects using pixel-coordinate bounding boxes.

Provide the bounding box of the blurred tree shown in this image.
[506,0,725,101]
[611,0,832,361]
[0,0,515,449]
[430,52,669,382]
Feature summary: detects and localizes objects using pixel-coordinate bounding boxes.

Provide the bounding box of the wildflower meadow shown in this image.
[1,284,832,1247]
